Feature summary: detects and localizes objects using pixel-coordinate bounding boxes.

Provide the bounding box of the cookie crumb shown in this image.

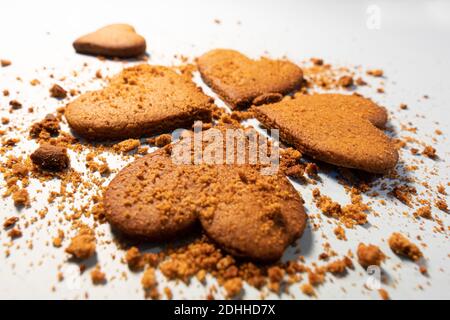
[49,84,67,99]
[1,59,11,67]
[414,206,432,219]
[52,229,65,248]
[338,75,354,88]
[357,243,385,268]
[334,226,347,240]
[12,189,30,207]
[422,146,437,159]
[367,69,383,77]
[435,199,448,212]
[9,100,22,110]
[148,134,172,147]
[91,266,106,285]
[30,144,70,171]
[355,77,367,86]
[141,267,159,299]
[301,283,315,296]
[326,257,353,274]
[388,232,422,261]
[125,247,147,271]
[310,58,323,66]
[65,226,96,260]
[114,139,140,153]
[3,216,19,229]
[164,287,173,300]
[378,288,390,300]
[223,277,243,298]
[30,114,60,138]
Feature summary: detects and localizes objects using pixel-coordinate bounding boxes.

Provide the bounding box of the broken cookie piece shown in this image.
[30,144,70,171]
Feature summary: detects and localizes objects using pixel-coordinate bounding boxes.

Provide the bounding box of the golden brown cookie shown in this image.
[252,94,398,173]
[104,148,200,241]
[197,49,303,109]
[65,64,213,140]
[104,140,307,261]
[73,24,146,58]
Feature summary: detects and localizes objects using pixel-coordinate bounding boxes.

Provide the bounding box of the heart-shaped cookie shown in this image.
[197,49,303,109]
[65,64,213,140]
[73,24,146,58]
[252,94,398,173]
[104,138,307,261]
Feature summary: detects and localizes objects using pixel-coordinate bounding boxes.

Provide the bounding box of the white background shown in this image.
[0,0,449,299]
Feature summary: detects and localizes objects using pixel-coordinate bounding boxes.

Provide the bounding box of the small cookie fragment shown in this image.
[301,283,316,297]
[91,266,106,285]
[65,227,96,260]
[125,247,147,271]
[378,288,390,300]
[435,199,448,212]
[338,75,354,88]
[357,243,385,268]
[326,257,353,274]
[388,232,423,261]
[197,49,303,109]
[9,100,22,110]
[113,139,140,153]
[49,84,67,99]
[65,64,213,140]
[52,229,65,248]
[141,267,159,299]
[30,144,70,171]
[223,278,243,298]
[422,146,437,159]
[8,228,22,239]
[1,59,11,67]
[12,189,30,207]
[334,226,347,241]
[73,24,146,58]
[3,216,19,229]
[414,206,432,219]
[147,134,172,147]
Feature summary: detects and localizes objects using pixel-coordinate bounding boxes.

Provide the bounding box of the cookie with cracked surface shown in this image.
[252,93,398,173]
[197,49,303,109]
[65,64,213,140]
[73,24,146,58]
[197,165,306,261]
[104,148,201,241]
